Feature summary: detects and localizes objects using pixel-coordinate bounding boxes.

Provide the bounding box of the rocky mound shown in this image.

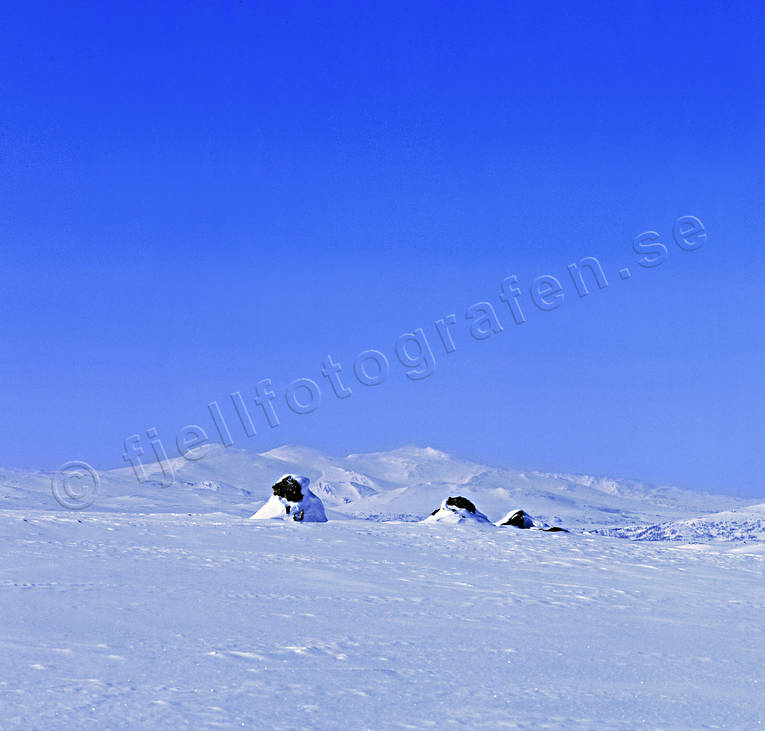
[250,475,328,522]
[496,509,568,532]
[423,496,492,525]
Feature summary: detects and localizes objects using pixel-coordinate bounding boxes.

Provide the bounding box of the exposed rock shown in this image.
[271,475,304,503]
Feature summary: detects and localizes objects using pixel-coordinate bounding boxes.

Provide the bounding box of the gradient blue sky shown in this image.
[1,1,763,496]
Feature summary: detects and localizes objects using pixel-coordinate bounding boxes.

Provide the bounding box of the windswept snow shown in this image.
[0,511,763,728]
[1,445,763,728]
[594,502,765,543]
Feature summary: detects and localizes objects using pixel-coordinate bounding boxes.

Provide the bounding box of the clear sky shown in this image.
[1,1,763,496]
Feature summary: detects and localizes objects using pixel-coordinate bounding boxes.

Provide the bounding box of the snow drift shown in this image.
[250,475,327,522]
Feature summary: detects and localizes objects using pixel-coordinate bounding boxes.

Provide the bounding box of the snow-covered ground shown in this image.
[1,446,764,728]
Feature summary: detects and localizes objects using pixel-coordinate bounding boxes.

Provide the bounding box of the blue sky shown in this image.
[1,1,763,495]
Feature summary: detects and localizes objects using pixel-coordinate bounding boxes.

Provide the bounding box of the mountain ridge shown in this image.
[1,445,762,541]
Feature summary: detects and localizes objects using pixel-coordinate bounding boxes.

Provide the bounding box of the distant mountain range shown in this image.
[2,445,762,541]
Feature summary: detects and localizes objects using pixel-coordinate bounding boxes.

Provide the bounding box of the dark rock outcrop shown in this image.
[498,509,533,528]
[445,496,477,514]
[271,475,304,503]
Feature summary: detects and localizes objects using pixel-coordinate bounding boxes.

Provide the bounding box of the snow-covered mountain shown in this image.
[1,444,761,540]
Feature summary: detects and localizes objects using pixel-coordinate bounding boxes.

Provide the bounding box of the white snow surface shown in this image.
[593,502,765,543]
[1,445,764,728]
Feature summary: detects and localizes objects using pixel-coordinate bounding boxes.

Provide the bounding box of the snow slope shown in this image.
[0,510,763,728]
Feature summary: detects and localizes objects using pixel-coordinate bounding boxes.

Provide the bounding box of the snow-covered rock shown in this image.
[423,496,492,525]
[496,509,568,532]
[496,509,535,528]
[250,475,327,522]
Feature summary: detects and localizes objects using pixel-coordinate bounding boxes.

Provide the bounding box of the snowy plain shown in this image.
[1,446,764,728]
